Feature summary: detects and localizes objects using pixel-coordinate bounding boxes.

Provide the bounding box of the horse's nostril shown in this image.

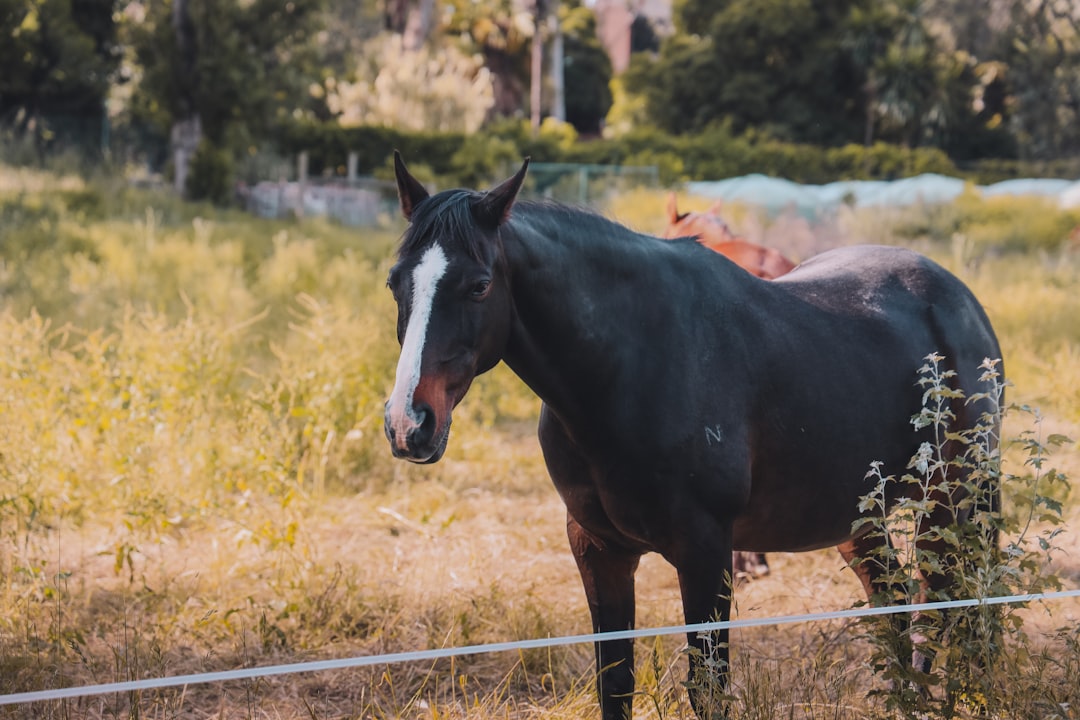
[416,403,436,436]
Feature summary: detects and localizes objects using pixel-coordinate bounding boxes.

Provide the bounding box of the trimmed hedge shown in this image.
[273,120,1079,188]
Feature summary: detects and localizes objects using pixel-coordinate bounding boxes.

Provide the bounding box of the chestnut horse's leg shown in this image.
[838,532,915,673]
[673,532,735,720]
[568,515,641,720]
[837,532,899,602]
[732,551,769,579]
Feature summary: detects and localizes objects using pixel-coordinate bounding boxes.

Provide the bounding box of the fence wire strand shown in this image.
[2,589,1078,706]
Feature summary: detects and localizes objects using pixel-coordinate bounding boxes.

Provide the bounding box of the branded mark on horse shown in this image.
[664,193,797,280]
[384,154,1002,720]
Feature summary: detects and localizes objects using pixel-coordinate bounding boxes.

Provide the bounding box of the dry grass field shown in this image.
[1,169,1078,719]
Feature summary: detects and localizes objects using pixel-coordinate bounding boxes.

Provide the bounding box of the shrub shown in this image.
[273,120,975,188]
[888,186,1080,255]
[186,140,234,205]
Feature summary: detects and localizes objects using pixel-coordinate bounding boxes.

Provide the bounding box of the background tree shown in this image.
[0,0,122,158]
[442,0,533,119]
[313,0,385,98]
[869,0,949,148]
[622,32,719,135]
[843,1,900,147]
[325,33,494,132]
[560,0,612,136]
[996,0,1080,160]
[917,0,1015,160]
[630,0,868,145]
[629,12,659,55]
[128,0,325,195]
[384,0,435,49]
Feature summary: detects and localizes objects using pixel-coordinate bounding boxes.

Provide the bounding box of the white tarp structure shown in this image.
[686,173,1080,214]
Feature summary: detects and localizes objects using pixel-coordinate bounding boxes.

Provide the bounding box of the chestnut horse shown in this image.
[384,155,1002,720]
[664,193,796,280]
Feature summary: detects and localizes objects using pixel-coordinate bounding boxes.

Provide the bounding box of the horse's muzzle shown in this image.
[384,401,448,464]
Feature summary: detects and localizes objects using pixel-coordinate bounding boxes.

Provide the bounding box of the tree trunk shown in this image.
[171,116,202,196]
[485,48,527,120]
[531,0,546,134]
[403,0,434,51]
[550,1,564,123]
[171,0,201,196]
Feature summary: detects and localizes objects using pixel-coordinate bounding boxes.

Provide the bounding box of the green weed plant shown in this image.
[854,354,1072,718]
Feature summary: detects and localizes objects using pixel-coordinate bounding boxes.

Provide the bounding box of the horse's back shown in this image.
[771,245,1000,377]
[778,245,988,320]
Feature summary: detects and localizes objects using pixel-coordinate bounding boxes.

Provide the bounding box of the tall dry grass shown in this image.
[0,170,1078,718]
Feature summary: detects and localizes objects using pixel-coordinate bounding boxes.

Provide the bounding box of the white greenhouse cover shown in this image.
[686,173,1080,214]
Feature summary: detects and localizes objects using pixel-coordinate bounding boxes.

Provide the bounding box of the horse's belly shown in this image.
[732,423,923,552]
[732,512,858,553]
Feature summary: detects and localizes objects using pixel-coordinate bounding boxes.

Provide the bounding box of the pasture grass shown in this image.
[1,168,1078,718]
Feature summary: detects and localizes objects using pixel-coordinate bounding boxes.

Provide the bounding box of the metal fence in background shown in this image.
[242,161,661,226]
[523,162,659,206]
[243,175,400,226]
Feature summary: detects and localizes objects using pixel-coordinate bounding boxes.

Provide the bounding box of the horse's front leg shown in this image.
[567,514,641,720]
[672,528,735,720]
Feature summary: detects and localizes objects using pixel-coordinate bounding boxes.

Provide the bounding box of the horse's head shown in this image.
[663,192,736,242]
[384,152,528,463]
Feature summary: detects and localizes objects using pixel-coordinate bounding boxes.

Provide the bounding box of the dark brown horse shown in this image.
[665,193,796,579]
[384,155,1002,720]
[664,193,797,280]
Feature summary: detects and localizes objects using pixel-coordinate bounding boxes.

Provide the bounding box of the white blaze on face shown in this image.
[387,244,449,449]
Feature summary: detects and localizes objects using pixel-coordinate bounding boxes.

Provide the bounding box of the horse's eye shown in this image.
[470,280,491,299]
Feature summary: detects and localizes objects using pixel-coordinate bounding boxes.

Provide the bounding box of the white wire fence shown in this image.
[3,588,1078,707]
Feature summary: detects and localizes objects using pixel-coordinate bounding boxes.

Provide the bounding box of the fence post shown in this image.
[347,152,358,186]
[297,151,308,218]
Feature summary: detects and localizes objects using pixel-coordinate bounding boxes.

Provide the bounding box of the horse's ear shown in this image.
[476,158,530,227]
[666,192,680,223]
[394,150,429,221]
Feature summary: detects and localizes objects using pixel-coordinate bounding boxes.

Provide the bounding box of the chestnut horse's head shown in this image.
[663,192,738,243]
[383,152,527,463]
[663,193,796,279]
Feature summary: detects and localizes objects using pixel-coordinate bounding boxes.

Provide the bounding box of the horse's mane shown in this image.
[398,191,665,260]
[397,189,487,261]
[508,200,654,246]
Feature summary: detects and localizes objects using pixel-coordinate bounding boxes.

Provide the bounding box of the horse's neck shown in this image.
[499,218,663,419]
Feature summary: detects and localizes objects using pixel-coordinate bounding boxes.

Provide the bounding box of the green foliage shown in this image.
[560,1,613,136]
[854,355,1069,718]
[185,140,233,205]
[128,0,325,147]
[633,0,1076,162]
[440,0,532,119]
[0,0,121,158]
[451,134,522,188]
[891,186,1080,255]
[998,0,1080,160]
[964,157,1080,185]
[636,0,868,145]
[276,122,465,180]
[279,118,967,188]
